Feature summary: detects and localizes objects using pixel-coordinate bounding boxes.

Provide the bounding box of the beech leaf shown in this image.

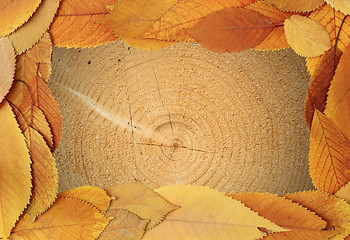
[188,8,275,52]
[336,181,350,203]
[284,15,331,57]
[143,185,287,240]
[325,0,350,15]
[105,183,178,229]
[264,0,325,12]
[0,100,32,239]
[0,37,15,103]
[49,0,118,48]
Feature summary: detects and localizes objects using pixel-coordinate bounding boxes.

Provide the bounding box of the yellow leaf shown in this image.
[49,0,118,48]
[284,15,331,57]
[336,181,350,202]
[0,100,31,239]
[325,0,350,15]
[99,209,149,240]
[103,0,178,50]
[58,186,111,213]
[24,127,58,218]
[264,0,325,12]
[143,185,287,240]
[0,0,42,37]
[105,183,178,229]
[0,37,15,103]
[8,0,60,55]
[325,45,350,143]
[144,0,257,42]
[10,198,110,240]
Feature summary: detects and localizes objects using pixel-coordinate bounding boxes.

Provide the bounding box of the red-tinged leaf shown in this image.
[188,8,275,52]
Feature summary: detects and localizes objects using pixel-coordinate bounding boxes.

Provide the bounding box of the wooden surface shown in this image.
[49,41,314,194]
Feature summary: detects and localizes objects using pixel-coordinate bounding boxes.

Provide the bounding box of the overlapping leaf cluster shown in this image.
[2,0,350,239]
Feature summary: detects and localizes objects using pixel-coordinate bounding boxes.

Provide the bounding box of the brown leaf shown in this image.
[264,0,325,12]
[10,198,110,240]
[0,100,32,239]
[144,0,258,42]
[49,0,118,48]
[188,8,275,52]
[0,37,15,103]
[325,0,350,15]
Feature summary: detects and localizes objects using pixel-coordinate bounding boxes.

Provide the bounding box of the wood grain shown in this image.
[49,41,313,194]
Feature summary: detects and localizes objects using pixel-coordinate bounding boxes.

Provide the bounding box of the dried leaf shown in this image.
[229,192,335,239]
[0,0,42,37]
[49,0,118,48]
[264,0,325,12]
[143,185,287,240]
[8,0,60,55]
[105,183,178,229]
[144,0,258,42]
[309,110,350,194]
[325,45,350,142]
[284,15,331,57]
[284,191,350,240]
[305,47,342,128]
[58,186,111,213]
[0,37,15,103]
[103,0,177,49]
[189,8,275,52]
[10,198,110,240]
[336,181,350,202]
[0,100,32,239]
[325,0,350,15]
[99,209,149,240]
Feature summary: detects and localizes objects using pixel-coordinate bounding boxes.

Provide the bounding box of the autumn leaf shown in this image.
[8,0,60,55]
[229,192,335,239]
[0,100,32,239]
[284,15,331,57]
[103,0,177,49]
[58,186,111,213]
[264,0,325,12]
[0,0,42,37]
[143,0,258,42]
[0,37,15,103]
[336,181,350,202]
[188,8,275,52]
[143,185,287,240]
[10,198,110,240]
[105,183,178,229]
[325,45,350,142]
[325,0,350,15]
[49,0,118,48]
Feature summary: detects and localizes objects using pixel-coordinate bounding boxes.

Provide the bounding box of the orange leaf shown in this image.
[49,0,118,48]
[10,198,110,240]
[264,0,325,12]
[309,110,350,194]
[143,0,258,42]
[58,186,111,213]
[188,8,275,52]
[229,192,335,239]
[336,181,350,202]
[0,100,32,239]
[325,45,350,142]
[325,0,350,15]
[0,0,42,37]
[24,127,58,218]
[0,37,15,103]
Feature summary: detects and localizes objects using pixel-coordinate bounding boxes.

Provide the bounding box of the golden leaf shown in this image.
[0,100,32,239]
[99,209,149,240]
[49,0,118,48]
[325,0,350,15]
[284,15,331,57]
[230,192,335,239]
[143,0,257,42]
[103,0,178,49]
[189,8,275,52]
[0,37,15,103]
[105,183,178,229]
[58,186,111,213]
[143,185,287,240]
[0,0,42,37]
[284,191,350,240]
[336,181,350,202]
[325,45,350,142]
[264,0,325,12]
[10,198,110,240]
[8,0,60,55]
[309,110,350,194]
